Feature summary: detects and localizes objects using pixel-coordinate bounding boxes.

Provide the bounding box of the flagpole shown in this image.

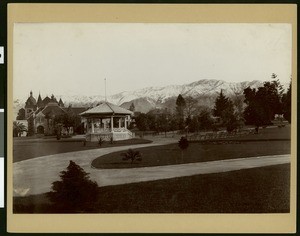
[105,78,107,102]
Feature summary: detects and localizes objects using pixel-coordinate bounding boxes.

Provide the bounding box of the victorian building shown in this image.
[17,92,134,140]
[18,91,86,136]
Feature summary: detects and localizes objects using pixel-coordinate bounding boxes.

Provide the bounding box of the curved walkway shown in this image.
[13,136,290,197]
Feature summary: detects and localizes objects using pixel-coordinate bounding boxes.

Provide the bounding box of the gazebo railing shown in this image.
[112,127,127,132]
[85,128,135,141]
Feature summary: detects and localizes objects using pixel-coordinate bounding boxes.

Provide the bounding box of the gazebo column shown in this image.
[86,119,90,133]
[124,116,127,129]
[91,118,94,133]
[119,118,121,128]
[111,116,114,132]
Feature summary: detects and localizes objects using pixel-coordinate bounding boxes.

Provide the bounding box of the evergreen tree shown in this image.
[176,94,186,130]
[213,90,230,117]
[213,90,236,130]
[282,81,291,123]
[243,80,283,128]
[178,136,189,161]
[176,94,186,116]
[129,103,135,112]
[48,160,99,213]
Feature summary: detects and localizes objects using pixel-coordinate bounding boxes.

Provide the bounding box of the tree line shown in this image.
[134,78,291,134]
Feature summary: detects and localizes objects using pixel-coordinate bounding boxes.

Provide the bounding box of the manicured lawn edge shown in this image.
[91,140,291,169]
[13,164,290,213]
[13,138,153,162]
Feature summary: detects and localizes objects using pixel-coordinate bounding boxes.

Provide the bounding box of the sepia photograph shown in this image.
[7,4,296,233]
[12,22,292,213]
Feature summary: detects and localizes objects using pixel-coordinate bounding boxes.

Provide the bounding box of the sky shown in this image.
[13,23,292,99]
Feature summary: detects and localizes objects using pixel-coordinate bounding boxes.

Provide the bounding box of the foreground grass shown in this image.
[14,164,290,213]
[13,138,152,162]
[91,140,290,169]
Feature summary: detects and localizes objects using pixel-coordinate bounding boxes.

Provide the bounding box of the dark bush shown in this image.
[48,160,99,213]
[178,136,189,151]
[121,149,142,164]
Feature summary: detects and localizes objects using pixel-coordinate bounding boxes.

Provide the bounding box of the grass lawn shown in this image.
[91,140,290,169]
[225,125,291,141]
[92,126,291,169]
[13,164,290,213]
[13,138,152,162]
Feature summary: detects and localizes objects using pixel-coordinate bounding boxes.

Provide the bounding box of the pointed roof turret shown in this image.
[37,93,44,108]
[58,98,64,107]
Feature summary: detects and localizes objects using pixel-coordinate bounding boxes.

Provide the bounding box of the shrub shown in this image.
[48,160,99,213]
[56,133,61,140]
[121,149,142,164]
[178,136,189,162]
[178,136,189,150]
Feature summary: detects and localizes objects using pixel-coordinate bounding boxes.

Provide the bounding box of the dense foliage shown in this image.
[121,149,142,164]
[13,121,27,137]
[178,136,189,150]
[212,90,239,132]
[27,116,35,136]
[176,94,186,129]
[243,80,287,127]
[133,78,291,133]
[281,82,291,123]
[48,160,99,213]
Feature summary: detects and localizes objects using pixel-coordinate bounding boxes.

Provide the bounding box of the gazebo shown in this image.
[79,102,134,141]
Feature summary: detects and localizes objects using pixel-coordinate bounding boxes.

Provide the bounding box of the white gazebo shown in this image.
[79,102,134,141]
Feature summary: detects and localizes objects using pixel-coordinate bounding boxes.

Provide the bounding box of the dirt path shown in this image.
[13,136,290,197]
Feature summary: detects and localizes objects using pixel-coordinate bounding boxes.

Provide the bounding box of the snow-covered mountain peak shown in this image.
[14,79,271,117]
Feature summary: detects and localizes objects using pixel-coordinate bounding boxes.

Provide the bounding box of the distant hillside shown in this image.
[15,79,281,116]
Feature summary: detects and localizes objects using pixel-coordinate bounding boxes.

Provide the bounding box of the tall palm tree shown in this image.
[13,121,27,137]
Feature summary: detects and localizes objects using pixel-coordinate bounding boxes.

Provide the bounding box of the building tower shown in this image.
[25,91,37,119]
[37,92,44,108]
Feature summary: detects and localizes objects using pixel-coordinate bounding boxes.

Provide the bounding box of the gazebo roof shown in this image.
[80,102,133,117]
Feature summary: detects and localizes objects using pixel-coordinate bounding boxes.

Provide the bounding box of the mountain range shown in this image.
[14,79,280,116]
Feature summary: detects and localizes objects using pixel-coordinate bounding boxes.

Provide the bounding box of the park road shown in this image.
[13,136,290,196]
